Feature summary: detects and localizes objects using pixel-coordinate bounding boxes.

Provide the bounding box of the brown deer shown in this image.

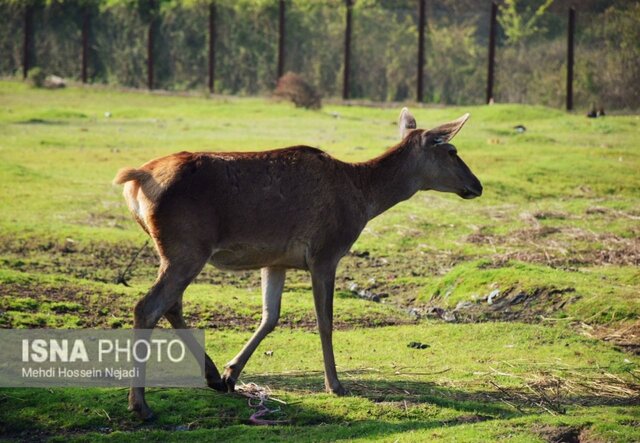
[113,108,482,419]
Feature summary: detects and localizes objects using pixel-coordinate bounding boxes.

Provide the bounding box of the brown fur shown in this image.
[115,110,482,419]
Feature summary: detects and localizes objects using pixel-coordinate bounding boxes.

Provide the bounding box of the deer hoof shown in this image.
[328,383,348,396]
[222,374,236,393]
[128,402,154,421]
[207,378,227,392]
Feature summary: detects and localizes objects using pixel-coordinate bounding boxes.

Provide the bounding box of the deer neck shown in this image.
[356,143,423,221]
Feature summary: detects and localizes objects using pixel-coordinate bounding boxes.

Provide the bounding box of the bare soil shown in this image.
[0,281,410,331]
[533,425,584,443]
[418,287,579,324]
[2,235,638,354]
[0,235,465,305]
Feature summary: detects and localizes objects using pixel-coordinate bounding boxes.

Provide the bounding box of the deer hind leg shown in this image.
[222,267,286,392]
[128,253,210,420]
[164,301,226,392]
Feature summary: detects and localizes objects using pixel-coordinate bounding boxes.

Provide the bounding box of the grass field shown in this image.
[0,80,638,442]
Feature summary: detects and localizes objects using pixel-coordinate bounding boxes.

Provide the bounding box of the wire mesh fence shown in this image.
[0,0,637,110]
[0,2,24,77]
[574,6,640,110]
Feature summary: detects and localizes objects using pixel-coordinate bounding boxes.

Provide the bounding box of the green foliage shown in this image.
[26,66,45,87]
[495,39,565,106]
[500,0,555,45]
[495,1,640,109]
[0,0,639,109]
[425,21,484,104]
[350,2,416,101]
[576,2,640,110]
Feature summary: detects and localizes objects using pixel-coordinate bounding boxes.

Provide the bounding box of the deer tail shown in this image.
[112,168,149,185]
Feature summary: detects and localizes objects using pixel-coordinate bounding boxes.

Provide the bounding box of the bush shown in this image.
[26,67,46,88]
[273,72,321,109]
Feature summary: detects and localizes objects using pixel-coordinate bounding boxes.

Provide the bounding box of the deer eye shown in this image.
[448,148,457,156]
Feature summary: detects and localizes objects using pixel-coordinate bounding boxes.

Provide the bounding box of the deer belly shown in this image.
[208,244,307,271]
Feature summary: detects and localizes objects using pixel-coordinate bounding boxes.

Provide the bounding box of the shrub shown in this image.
[26,67,46,88]
[273,72,321,109]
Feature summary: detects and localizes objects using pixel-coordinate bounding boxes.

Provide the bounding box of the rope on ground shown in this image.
[236,382,290,426]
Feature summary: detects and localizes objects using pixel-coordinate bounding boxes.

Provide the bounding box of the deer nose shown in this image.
[461,181,483,199]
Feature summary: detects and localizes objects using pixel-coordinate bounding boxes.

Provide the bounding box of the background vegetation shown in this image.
[1,0,639,110]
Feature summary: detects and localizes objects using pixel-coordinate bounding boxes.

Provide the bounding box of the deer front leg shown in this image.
[222,267,286,391]
[311,264,346,396]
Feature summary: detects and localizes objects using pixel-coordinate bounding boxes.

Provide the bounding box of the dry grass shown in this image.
[467,225,640,267]
[581,321,640,355]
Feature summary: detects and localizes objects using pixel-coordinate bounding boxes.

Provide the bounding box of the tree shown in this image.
[500,0,554,45]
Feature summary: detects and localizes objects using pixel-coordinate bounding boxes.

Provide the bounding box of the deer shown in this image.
[113,107,482,419]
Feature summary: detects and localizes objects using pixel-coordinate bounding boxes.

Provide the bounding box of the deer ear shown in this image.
[399,107,417,139]
[425,113,470,145]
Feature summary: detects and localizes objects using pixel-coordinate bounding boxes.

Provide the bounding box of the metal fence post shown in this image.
[23,4,33,79]
[82,8,89,83]
[278,0,285,79]
[343,0,352,100]
[209,2,216,93]
[486,1,497,104]
[566,7,575,111]
[147,1,156,90]
[417,0,426,103]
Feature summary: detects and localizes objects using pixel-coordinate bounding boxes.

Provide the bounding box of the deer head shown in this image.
[399,108,482,199]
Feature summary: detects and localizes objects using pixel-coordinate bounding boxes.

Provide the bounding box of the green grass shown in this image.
[1,323,638,441]
[0,80,638,441]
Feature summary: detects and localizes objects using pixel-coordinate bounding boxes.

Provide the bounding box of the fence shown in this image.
[1,0,638,110]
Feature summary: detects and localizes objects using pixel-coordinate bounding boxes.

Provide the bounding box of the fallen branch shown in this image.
[116,240,149,286]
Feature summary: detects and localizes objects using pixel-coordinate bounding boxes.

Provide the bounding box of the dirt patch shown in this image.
[532,211,569,220]
[533,425,609,443]
[0,236,419,330]
[0,235,467,307]
[0,281,136,329]
[534,425,583,443]
[420,287,579,323]
[0,235,263,288]
[585,206,640,221]
[582,321,640,355]
[444,414,493,425]
[0,281,410,331]
[0,236,158,283]
[336,249,469,303]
